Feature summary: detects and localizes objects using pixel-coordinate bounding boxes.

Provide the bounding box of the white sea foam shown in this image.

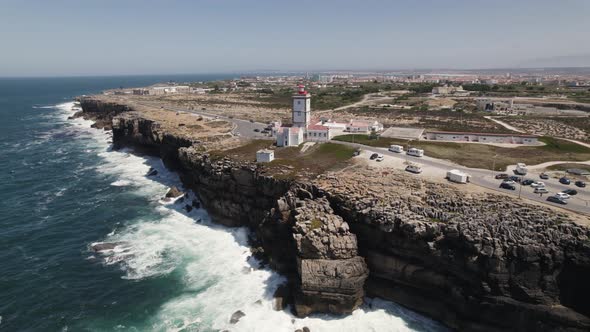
[65,101,448,332]
[110,180,132,187]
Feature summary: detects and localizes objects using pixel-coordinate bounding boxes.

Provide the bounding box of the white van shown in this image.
[388,145,404,153]
[405,163,423,174]
[446,169,470,183]
[515,163,528,175]
[407,148,424,157]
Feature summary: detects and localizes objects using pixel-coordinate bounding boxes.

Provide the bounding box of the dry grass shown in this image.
[334,135,590,171]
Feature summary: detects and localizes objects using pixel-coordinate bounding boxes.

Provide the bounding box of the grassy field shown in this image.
[210,140,356,179]
[333,135,590,171]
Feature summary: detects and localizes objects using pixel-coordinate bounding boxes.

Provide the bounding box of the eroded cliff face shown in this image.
[79,98,590,331]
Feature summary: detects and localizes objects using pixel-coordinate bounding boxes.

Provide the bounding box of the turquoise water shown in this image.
[0,76,447,331]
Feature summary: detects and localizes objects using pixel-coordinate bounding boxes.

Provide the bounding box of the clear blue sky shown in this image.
[1,0,589,76]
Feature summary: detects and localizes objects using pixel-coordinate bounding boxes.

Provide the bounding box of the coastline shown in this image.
[74,96,590,331]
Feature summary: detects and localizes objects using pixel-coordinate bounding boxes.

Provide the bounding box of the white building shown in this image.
[346,120,383,133]
[292,85,311,128]
[256,149,275,163]
[276,126,304,147]
[149,85,190,95]
[423,131,538,145]
[306,124,332,142]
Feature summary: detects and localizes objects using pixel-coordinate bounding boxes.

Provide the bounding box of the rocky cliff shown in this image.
[79,97,590,331]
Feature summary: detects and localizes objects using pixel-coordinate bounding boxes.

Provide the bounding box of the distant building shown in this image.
[476,98,514,113]
[256,149,275,163]
[149,85,190,95]
[423,131,538,145]
[432,85,465,95]
[346,120,383,133]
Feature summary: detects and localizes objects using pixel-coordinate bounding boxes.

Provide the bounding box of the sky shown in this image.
[1,0,590,77]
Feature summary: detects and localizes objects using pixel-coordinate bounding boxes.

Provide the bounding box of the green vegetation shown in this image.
[210,141,356,179]
[310,218,322,230]
[333,134,590,171]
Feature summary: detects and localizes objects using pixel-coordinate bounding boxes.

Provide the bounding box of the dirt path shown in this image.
[484,116,525,133]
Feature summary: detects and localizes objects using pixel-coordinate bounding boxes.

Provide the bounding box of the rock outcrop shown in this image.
[78,97,590,331]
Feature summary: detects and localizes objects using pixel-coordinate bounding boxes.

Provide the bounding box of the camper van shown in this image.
[388,145,404,153]
[515,163,528,175]
[405,163,423,174]
[447,169,470,183]
[407,148,424,157]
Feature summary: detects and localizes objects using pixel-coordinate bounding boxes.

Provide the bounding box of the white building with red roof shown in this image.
[306,124,332,142]
[345,120,383,133]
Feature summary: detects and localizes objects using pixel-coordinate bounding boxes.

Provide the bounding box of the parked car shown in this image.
[575,181,586,188]
[375,155,384,162]
[502,180,516,185]
[563,189,578,196]
[352,149,361,156]
[253,128,260,132]
[495,173,509,180]
[508,176,522,183]
[534,187,549,194]
[555,192,571,200]
[547,196,568,205]
[249,119,255,123]
[369,153,379,160]
[539,173,549,180]
[531,181,545,188]
[559,177,571,185]
[500,182,516,190]
[521,179,535,186]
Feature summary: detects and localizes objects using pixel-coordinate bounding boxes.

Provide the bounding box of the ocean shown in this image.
[0,76,447,332]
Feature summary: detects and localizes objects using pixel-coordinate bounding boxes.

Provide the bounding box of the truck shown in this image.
[515,163,528,175]
[446,169,470,183]
[388,145,404,153]
[407,148,424,157]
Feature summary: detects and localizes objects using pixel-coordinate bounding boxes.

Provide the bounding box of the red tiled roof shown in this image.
[307,124,329,131]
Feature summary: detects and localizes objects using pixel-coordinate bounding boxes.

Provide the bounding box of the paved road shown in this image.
[135,101,273,139]
[333,140,590,215]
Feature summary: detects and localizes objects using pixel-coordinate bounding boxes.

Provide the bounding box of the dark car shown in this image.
[508,176,522,183]
[500,182,516,190]
[249,119,255,123]
[521,179,535,186]
[495,173,509,180]
[559,177,571,185]
[563,189,578,196]
[370,153,379,160]
[547,196,568,205]
[575,181,586,188]
[253,128,260,132]
[539,173,550,180]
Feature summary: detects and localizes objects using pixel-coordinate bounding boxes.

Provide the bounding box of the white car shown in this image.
[555,192,571,200]
[375,155,384,162]
[531,181,545,188]
[502,180,516,185]
[534,187,549,194]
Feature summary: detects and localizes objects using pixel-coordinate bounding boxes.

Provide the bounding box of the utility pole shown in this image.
[518,181,523,199]
[492,154,498,178]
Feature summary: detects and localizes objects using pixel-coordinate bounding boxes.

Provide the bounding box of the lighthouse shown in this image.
[292,84,311,128]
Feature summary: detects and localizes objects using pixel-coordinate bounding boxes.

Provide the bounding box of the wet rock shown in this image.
[146,168,158,177]
[273,284,291,311]
[302,327,311,332]
[184,204,193,212]
[192,199,201,209]
[229,310,245,324]
[91,242,124,252]
[165,186,183,198]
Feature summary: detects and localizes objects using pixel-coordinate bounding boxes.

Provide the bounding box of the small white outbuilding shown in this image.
[256,149,275,163]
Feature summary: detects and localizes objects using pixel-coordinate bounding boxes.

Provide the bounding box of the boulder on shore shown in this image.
[229,310,245,324]
[165,186,183,198]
